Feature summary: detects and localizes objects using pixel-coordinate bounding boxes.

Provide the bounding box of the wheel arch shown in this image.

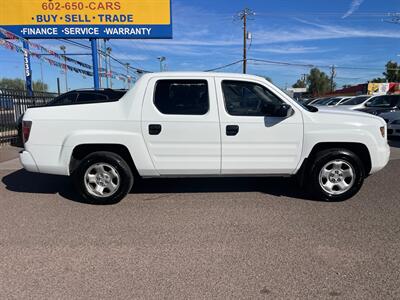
[69,144,139,177]
[297,142,372,185]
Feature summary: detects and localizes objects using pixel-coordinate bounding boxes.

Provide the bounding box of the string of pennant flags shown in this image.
[0,28,92,70]
[0,27,131,82]
[0,38,93,76]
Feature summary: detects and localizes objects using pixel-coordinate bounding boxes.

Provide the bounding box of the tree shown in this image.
[292,79,306,88]
[33,81,48,92]
[383,61,400,82]
[0,78,48,92]
[306,68,331,96]
[0,78,25,90]
[370,77,386,83]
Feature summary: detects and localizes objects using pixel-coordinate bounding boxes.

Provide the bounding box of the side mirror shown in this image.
[274,104,293,117]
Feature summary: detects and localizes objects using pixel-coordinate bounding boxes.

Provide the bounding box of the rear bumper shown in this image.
[370,143,390,174]
[19,150,39,173]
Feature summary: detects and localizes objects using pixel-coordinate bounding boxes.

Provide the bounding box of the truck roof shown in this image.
[140,72,267,81]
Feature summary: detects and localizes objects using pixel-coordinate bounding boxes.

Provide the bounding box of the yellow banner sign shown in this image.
[1,0,171,25]
[0,0,172,38]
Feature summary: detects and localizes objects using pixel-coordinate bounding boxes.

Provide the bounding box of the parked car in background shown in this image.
[303,98,319,105]
[357,94,400,115]
[308,97,333,106]
[314,96,352,107]
[16,89,127,146]
[338,95,373,110]
[379,110,400,137]
[46,88,127,106]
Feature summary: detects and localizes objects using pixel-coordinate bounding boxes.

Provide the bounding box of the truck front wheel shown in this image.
[307,148,365,201]
[72,151,134,204]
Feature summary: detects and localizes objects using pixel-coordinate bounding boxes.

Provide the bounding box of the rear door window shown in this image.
[154,80,209,115]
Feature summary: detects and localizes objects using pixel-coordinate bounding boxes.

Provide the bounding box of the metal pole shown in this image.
[91,39,100,90]
[106,47,112,88]
[109,54,113,89]
[104,39,108,88]
[105,47,112,88]
[157,56,166,72]
[22,40,33,96]
[97,40,102,88]
[57,77,61,95]
[126,63,130,89]
[243,12,247,74]
[60,45,68,92]
[39,48,44,85]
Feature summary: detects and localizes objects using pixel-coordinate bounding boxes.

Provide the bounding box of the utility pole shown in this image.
[237,8,255,74]
[60,45,68,92]
[330,65,336,93]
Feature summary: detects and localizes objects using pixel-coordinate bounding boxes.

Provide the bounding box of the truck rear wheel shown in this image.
[307,148,365,201]
[72,151,134,204]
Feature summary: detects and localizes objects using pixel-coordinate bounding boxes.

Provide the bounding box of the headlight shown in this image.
[391,120,400,125]
[380,126,385,138]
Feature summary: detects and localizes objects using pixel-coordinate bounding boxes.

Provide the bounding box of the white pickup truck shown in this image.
[20,72,390,204]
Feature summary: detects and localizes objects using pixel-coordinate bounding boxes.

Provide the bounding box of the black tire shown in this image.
[306,148,365,202]
[72,151,134,204]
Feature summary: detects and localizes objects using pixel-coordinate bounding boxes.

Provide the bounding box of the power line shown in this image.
[256,12,392,17]
[247,58,400,71]
[204,58,400,72]
[204,60,243,72]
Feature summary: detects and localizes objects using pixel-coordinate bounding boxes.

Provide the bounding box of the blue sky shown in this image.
[1,0,400,92]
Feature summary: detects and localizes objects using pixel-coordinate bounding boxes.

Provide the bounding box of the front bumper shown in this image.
[370,143,390,174]
[19,150,39,172]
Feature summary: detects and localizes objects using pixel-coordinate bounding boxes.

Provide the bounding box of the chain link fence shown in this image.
[0,89,57,147]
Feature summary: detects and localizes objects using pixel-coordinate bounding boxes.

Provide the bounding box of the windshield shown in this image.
[313,97,333,105]
[326,97,346,105]
[339,96,369,105]
[365,96,397,107]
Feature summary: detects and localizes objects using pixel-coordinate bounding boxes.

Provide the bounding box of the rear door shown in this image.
[215,77,304,175]
[141,76,221,175]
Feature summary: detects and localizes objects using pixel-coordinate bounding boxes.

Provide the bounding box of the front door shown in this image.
[215,78,304,175]
[141,77,221,175]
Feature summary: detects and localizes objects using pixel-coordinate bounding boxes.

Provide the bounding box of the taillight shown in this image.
[22,121,32,144]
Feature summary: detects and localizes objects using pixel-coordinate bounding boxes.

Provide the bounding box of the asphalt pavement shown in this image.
[0,145,399,299]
